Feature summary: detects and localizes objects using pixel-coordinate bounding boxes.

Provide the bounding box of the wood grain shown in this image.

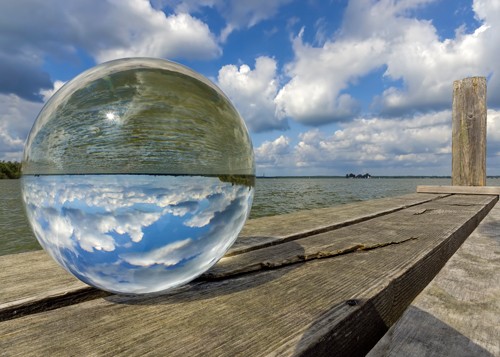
[368,199,500,356]
[417,185,500,195]
[452,77,487,186]
[0,194,496,356]
[231,192,447,255]
[0,193,445,320]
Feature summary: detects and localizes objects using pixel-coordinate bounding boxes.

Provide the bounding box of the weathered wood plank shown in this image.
[231,192,447,255]
[182,194,498,280]
[0,251,103,322]
[452,76,487,186]
[368,201,500,357]
[0,193,445,320]
[417,185,500,195]
[0,194,495,356]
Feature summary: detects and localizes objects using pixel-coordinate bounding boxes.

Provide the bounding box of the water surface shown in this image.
[3,176,496,257]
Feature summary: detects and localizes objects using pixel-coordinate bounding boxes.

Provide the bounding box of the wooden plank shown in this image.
[417,185,500,195]
[0,193,445,320]
[0,251,106,322]
[368,201,500,357]
[231,192,447,255]
[452,76,487,186]
[209,194,477,279]
[0,194,496,356]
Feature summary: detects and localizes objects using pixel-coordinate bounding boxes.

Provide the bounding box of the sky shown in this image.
[1,0,500,176]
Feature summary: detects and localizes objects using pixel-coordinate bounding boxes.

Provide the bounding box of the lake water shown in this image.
[3,176,497,257]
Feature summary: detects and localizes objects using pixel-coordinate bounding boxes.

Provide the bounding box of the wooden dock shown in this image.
[1,192,498,356]
[368,197,500,356]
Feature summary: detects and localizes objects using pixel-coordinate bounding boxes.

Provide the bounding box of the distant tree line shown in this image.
[0,161,21,179]
[346,173,372,179]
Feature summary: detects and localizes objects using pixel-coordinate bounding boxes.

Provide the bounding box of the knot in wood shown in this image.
[346,299,358,306]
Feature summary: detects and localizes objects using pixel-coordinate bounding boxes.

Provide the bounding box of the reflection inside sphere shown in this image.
[22,174,254,294]
[21,58,255,294]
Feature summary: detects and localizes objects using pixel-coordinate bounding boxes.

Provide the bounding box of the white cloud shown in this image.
[0,0,224,160]
[255,111,454,175]
[486,109,500,158]
[40,80,66,102]
[121,238,193,266]
[164,0,293,41]
[218,56,287,132]
[272,0,500,125]
[0,0,221,95]
[376,15,488,114]
[0,79,66,162]
[94,6,221,63]
[254,135,294,168]
[473,0,500,21]
[340,0,499,115]
[274,29,385,125]
[216,0,294,41]
[0,94,43,161]
[471,0,500,107]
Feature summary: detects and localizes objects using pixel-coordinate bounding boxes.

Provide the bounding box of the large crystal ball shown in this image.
[21,58,255,294]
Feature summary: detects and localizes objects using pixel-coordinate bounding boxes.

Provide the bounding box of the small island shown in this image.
[345,172,372,179]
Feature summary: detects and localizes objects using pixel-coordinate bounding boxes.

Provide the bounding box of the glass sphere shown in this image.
[21,58,255,295]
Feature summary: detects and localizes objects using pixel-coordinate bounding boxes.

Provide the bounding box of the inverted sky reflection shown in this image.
[22,174,253,294]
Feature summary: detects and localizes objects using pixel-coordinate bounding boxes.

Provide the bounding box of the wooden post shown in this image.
[452,77,487,186]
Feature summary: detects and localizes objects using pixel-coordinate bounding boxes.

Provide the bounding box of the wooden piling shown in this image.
[452,76,487,186]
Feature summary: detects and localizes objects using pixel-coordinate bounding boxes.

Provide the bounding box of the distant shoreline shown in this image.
[8,175,500,179]
[257,175,454,179]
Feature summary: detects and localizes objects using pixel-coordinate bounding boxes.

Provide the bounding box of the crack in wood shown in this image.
[0,288,109,323]
[413,208,433,215]
[202,237,419,281]
[357,237,419,250]
[447,203,480,207]
[226,195,449,257]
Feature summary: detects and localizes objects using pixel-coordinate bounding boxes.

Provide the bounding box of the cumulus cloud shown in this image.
[163,0,293,41]
[339,0,500,115]
[272,0,500,125]
[365,1,490,115]
[0,94,43,161]
[0,0,220,101]
[303,111,452,167]
[255,111,455,175]
[486,109,500,161]
[218,56,288,132]
[471,0,500,107]
[220,0,492,130]
[94,7,221,63]
[121,238,193,267]
[0,0,225,160]
[255,135,293,168]
[275,29,383,125]
[40,80,66,102]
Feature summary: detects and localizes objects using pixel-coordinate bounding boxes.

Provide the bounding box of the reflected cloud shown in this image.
[121,238,193,267]
[22,174,254,294]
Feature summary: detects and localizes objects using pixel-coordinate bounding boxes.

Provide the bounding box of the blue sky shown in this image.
[1,0,500,176]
